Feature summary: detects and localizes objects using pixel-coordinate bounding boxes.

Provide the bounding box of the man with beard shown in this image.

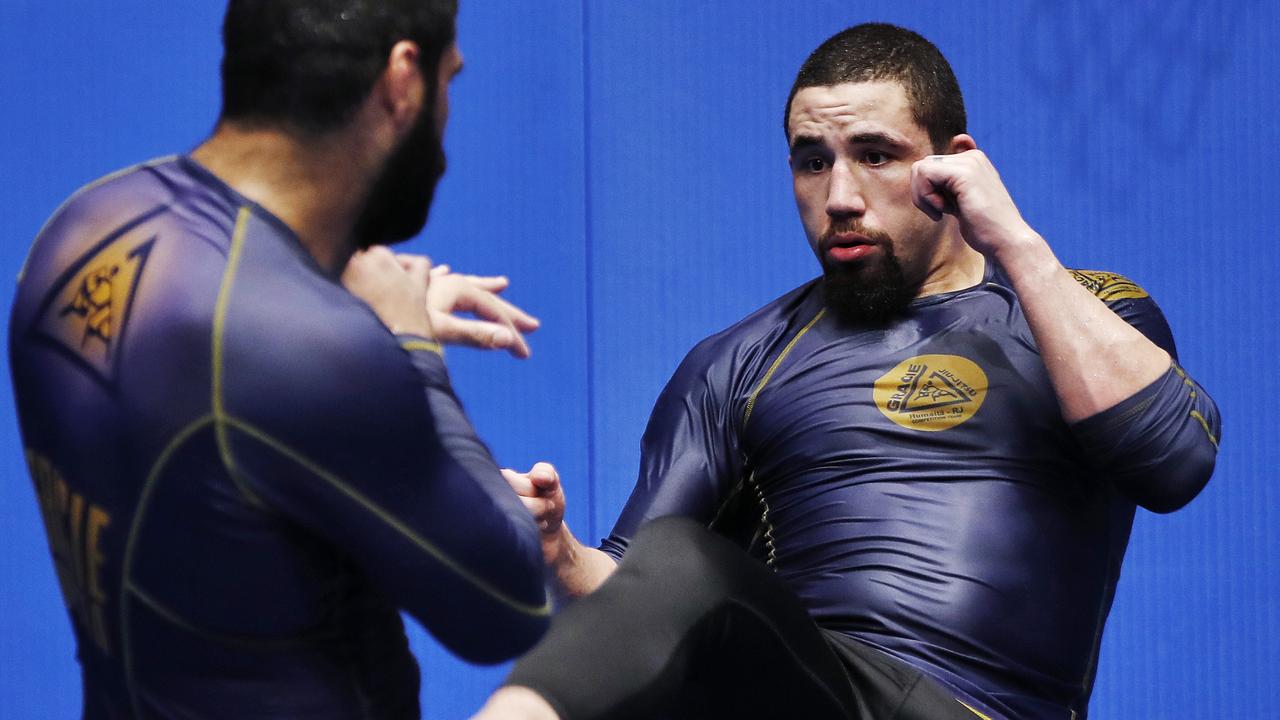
[475,23,1221,720]
[8,1,550,717]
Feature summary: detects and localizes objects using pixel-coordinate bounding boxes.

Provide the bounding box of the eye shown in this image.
[863,150,889,166]
[804,156,827,173]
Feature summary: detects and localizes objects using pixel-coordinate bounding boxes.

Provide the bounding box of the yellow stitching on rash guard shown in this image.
[1173,364,1219,448]
[18,156,179,284]
[120,414,217,718]
[957,699,993,719]
[223,414,552,617]
[742,308,825,428]
[401,339,444,356]
[211,207,266,507]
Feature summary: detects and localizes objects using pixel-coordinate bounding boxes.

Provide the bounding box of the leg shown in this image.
[491,517,859,720]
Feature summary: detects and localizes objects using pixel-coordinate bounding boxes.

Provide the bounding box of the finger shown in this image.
[454,285,540,334]
[519,495,556,520]
[490,293,540,332]
[461,274,510,292]
[431,314,529,358]
[430,264,451,276]
[531,474,560,497]
[361,245,402,273]
[914,190,944,221]
[364,245,396,260]
[445,291,532,357]
[528,462,560,490]
[395,254,433,284]
[910,163,945,221]
[501,468,535,496]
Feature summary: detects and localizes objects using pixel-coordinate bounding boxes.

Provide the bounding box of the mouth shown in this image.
[822,232,878,263]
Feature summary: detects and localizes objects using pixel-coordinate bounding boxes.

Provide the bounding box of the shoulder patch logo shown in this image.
[31,222,157,387]
[1069,269,1149,301]
[873,354,988,431]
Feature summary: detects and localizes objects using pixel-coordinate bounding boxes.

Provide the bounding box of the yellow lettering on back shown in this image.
[24,450,113,656]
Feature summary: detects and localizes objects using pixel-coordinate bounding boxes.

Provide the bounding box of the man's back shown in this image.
[10,157,549,718]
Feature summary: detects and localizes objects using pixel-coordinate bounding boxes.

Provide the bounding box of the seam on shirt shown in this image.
[1077,517,1116,711]
[401,339,444,356]
[211,206,267,508]
[222,414,553,618]
[706,477,745,532]
[742,308,825,428]
[1173,364,1219,449]
[120,413,217,718]
[124,582,319,650]
[745,471,779,570]
[18,155,179,284]
[956,699,994,719]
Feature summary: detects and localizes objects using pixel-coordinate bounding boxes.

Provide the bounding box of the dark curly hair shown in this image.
[784,23,966,152]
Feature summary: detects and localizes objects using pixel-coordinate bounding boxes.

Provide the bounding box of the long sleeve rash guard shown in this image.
[10,157,550,719]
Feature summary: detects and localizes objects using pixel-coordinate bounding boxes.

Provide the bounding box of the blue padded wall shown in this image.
[1,2,1275,717]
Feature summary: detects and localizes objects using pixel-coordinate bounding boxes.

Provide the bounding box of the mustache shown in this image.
[820,220,893,248]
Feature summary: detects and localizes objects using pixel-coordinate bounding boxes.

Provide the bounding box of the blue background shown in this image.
[1,1,1275,717]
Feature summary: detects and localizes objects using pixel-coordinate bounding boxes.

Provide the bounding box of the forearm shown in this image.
[993,233,1171,423]
[548,524,618,599]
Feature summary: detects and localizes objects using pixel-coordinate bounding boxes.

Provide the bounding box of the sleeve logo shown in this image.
[30,219,157,388]
[873,354,989,431]
[1068,269,1149,301]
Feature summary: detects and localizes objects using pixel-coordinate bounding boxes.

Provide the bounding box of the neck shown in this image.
[914,228,987,298]
[190,121,378,273]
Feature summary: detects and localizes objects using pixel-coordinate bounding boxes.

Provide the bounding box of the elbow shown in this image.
[445,606,551,665]
[1121,442,1218,514]
[450,551,552,664]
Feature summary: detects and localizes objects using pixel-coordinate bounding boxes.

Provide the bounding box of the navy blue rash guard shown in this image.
[9,157,550,719]
[601,264,1220,720]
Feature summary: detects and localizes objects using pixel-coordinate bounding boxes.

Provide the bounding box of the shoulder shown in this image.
[680,279,823,370]
[1067,269,1152,302]
[660,279,822,403]
[1067,268,1177,357]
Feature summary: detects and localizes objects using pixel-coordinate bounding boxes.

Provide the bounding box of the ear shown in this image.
[378,40,427,134]
[946,133,977,154]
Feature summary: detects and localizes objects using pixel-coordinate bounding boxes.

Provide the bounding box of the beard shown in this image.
[351,103,447,249]
[819,220,914,326]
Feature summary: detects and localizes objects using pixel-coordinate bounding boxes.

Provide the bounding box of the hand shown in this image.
[341,247,433,337]
[501,462,568,566]
[415,262,540,359]
[909,138,1039,259]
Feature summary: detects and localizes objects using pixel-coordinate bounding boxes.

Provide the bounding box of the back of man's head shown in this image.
[219,0,457,136]
[784,23,966,151]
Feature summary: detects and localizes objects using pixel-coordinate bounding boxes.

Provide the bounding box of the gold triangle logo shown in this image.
[901,370,973,413]
[32,231,155,385]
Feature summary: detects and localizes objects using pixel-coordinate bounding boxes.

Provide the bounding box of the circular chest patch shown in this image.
[873,354,989,431]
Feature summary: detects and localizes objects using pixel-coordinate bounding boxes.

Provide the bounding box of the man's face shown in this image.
[787,81,947,323]
[354,42,464,248]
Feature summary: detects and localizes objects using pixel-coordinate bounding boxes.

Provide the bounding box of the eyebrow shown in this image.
[788,135,824,154]
[789,130,912,154]
[847,131,911,149]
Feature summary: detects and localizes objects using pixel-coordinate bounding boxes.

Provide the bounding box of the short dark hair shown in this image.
[784,23,966,151]
[219,0,457,135]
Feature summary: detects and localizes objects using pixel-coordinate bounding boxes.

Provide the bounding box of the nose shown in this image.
[826,160,865,219]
